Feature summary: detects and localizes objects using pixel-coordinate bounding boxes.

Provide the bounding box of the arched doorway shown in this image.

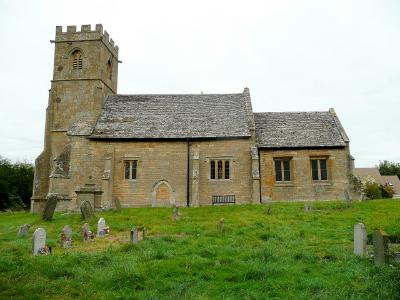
[151,180,175,207]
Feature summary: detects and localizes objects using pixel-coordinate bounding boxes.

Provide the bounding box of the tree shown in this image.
[0,156,34,210]
[378,160,400,179]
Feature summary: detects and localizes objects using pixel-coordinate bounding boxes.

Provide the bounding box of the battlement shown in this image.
[55,24,118,56]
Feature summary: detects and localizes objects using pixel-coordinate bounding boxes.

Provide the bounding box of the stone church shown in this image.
[31,24,355,213]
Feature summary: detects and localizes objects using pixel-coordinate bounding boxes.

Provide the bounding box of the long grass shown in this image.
[0,200,399,299]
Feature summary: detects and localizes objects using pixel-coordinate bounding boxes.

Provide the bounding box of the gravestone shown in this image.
[60,225,72,248]
[143,227,147,240]
[80,200,95,220]
[97,218,106,237]
[304,203,312,212]
[82,223,94,241]
[265,202,272,215]
[18,224,30,236]
[42,194,58,220]
[344,189,352,207]
[373,230,389,266]
[219,218,225,234]
[354,223,367,256]
[32,228,47,256]
[172,206,180,221]
[130,227,139,244]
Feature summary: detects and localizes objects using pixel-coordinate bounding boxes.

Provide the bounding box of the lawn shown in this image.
[0,200,399,300]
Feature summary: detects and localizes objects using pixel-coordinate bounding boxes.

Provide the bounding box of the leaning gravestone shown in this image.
[130,227,139,244]
[344,188,352,207]
[97,218,106,237]
[80,200,95,220]
[42,194,58,220]
[354,223,367,256]
[32,228,46,256]
[18,224,30,236]
[373,230,390,266]
[60,225,73,248]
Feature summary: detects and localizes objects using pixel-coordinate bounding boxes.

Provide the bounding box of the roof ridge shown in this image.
[113,93,244,97]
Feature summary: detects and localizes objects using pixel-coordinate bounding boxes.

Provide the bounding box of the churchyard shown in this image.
[0,200,399,299]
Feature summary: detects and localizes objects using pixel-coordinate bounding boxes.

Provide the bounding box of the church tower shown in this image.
[31,24,119,212]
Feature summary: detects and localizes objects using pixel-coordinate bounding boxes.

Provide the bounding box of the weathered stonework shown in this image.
[31,24,354,213]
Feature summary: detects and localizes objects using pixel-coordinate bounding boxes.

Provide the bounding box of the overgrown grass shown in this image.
[0,200,399,299]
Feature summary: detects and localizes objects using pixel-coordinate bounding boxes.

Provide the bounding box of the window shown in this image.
[124,160,137,180]
[210,159,230,180]
[71,50,83,70]
[274,159,291,182]
[311,159,328,181]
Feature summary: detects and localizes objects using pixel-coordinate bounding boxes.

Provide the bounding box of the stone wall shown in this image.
[259,147,351,201]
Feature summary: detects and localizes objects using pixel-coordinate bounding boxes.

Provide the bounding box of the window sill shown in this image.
[209,179,232,182]
[125,179,137,182]
[312,181,331,186]
[275,182,294,187]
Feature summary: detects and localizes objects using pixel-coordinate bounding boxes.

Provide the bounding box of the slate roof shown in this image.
[254,110,349,148]
[90,93,252,139]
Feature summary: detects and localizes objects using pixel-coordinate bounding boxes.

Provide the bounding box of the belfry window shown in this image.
[72,50,83,70]
[107,59,112,80]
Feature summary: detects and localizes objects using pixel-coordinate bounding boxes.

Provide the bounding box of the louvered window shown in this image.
[71,50,83,70]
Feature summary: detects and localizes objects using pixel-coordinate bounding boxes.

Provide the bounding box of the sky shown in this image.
[0,0,399,167]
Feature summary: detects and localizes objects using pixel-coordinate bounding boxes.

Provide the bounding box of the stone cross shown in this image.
[32,228,46,256]
[42,194,58,221]
[353,223,367,256]
[80,200,95,220]
[97,218,106,237]
[130,227,139,244]
[219,218,225,234]
[373,230,390,266]
[18,224,30,236]
[60,225,73,248]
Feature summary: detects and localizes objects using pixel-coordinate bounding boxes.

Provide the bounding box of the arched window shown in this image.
[107,59,112,80]
[71,50,83,70]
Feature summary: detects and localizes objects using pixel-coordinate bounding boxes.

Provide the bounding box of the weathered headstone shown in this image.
[304,203,312,212]
[130,227,139,244]
[354,223,367,256]
[143,227,147,240]
[97,217,106,237]
[60,225,72,248]
[32,228,47,256]
[82,223,92,241]
[114,196,122,211]
[172,206,180,221]
[80,200,95,220]
[344,188,352,207]
[42,194,58,220]
[18,224,30,236]
[373,230,390,266]
[219,218,225,234]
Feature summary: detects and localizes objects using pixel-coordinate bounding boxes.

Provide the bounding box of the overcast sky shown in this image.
[0,0,399,167]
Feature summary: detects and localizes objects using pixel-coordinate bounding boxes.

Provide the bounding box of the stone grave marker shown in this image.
[82,223,94,241]
[354,223,367,256]
[114,196,122,211]
[344,188,352,207]
[42,194,58,221]
[172,206,180,221]
[143,227,147,240]
[219,218,225,234]
[373,230,390,266]
[18,224,30,236]
[80,200,95,220]
[32,228,47,256]
[131,227,139,244]
[265,202,272,215]
[97,217,106,237]
[304,203,312,212]
[60,225,73,248]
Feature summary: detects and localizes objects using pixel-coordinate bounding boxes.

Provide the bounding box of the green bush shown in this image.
[363,181,382,199]
[380,184,395,199]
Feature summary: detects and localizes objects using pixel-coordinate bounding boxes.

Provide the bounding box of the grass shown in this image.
[0,200,400,299]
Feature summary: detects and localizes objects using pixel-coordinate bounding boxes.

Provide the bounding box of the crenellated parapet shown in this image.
[55,24,118,57]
